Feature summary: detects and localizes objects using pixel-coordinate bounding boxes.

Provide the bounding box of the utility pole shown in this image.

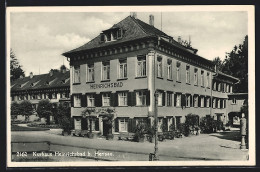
[154,90,159,161]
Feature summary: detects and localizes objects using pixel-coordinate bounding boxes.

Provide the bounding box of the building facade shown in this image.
[11,69,70,121]
[63,15,239,135]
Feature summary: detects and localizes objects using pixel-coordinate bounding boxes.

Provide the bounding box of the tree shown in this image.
[57,104,72,134]
[19,100,33,121]
[222,36,248,93]
[212,57,224,71]
[10,49,25,81]
[11,101,20,120]
[37,100,53,125]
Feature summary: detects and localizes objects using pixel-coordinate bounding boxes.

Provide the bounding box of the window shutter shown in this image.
[95,118,99,131]
[95,94,102,107]
[204,96,207,108]
[147,118,151,127]
[115,93,118,107]
[181,94,186,107]
[85,94,88,107]
[190,95,193,107]
[81,94,86,107]
[198,96,201,107]
[115,118,119,132]
[209,97,212,107]
[128,118,136,132]
[71,94,74,107]
[174,93,177,107]
[127,92,132,106]
[162,92,165,106]
[110,93,115,107]
[146,90,150,106]
[132,92,136,106]
[163,118,168,131]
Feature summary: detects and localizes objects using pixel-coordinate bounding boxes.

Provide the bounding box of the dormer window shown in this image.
[101,34,105,42]
[117,28,122,38]
[101,28,123,43]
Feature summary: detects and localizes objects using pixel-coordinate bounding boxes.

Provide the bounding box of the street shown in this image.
[11,128,249,161]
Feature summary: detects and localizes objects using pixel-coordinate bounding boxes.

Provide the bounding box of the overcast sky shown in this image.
[10,11,248,76]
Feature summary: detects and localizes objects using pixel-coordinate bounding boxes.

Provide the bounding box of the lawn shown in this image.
[11,125,50,131]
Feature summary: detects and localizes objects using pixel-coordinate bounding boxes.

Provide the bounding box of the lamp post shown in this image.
[154,90,159,161]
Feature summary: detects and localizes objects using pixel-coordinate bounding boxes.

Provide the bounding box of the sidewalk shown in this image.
[11,129,248,161]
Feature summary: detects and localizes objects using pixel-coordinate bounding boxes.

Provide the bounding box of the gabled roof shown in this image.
[11,71,70,92]
[63,15,193,56]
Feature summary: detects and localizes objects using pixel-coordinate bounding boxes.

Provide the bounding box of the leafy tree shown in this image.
[212,57,224,71]
[37,100,53,125]
[222,35,248,93]
[19,100,33,121]
[11,101,20,120]
[57,104,72,133]
[10,49,25,81]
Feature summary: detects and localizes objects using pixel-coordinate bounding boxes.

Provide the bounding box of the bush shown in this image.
[37,100,53,125]
[185,114,200,135]
[200,116,221,133]
[134,123,147,142]
[19,100,34,121]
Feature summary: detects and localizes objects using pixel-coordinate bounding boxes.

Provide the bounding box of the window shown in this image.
[74,94,81,107]
[176,93,181,107]
[119,118,128,132]
[206,72,210,88]
[213,81,217,90]
[137,55,146,77]
[226,84,230,93]
[157,57,163,78]
[30,94,36,100]
[223,83,226,92]
[206,97,210,107]
[73,65,80,83]
[200,96,204,108]
[194,95,198,107]
[117,28,123,39]
[217,99,221,108]
[194,68,198,85]
[218,82,221,92]
[24,95,28,100]
[176,116,182,130]
[118,59,127,79]
[231,97,237,104]
[157,91,163,106]
[230,85,233,93]
[212,98,216,108]
[201,70,204,87]
[167,59,172,80]
[118,92,128,106]
[52,93,57,99]
[11,96,14,101]
[136,91,146,106]
[87,94,95,107]
[87,63,94,82]
[186,65,190,84]
[106,33,111,41]
[102,93,110,106]
[166,92,172,106]
[102,61,110,80]
[176,62,181,82]
[186,94,191,107]
[37,94,42,100]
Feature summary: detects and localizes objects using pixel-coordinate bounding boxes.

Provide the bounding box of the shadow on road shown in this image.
[209,130,241,142]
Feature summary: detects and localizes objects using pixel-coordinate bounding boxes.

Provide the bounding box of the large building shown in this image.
[62,14,239,135]
[11,69,70,121]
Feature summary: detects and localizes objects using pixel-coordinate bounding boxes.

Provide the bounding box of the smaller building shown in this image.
[227,93,248,126]
[11,69,70,121]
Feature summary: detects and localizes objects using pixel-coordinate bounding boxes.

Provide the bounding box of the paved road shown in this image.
[11,127,248,161]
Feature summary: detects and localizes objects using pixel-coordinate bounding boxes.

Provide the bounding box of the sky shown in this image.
[10,11,248,76]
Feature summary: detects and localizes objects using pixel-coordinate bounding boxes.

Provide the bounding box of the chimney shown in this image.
[130,12,137,19]
[29,72,33,79]
[49,69,53,76]
[178,36,181,43]
[149,15,154,27]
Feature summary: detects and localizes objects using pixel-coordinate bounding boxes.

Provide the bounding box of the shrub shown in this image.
[134,123,147,142]
[11,101,20,120]
[37,100,53,125]
[185,113,200,135]
[19,100,34,121]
